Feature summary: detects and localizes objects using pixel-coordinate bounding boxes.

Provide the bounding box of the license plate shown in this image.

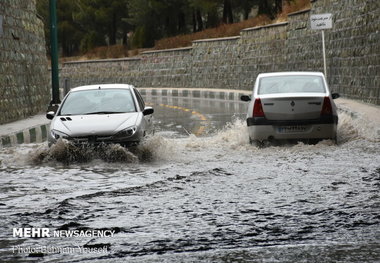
[277,126,308,133]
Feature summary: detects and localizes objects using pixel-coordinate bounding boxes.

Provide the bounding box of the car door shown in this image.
[133,88,153,135]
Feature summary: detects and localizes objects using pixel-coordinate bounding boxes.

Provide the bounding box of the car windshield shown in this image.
[60,88,136,115]
[258,75,326,95]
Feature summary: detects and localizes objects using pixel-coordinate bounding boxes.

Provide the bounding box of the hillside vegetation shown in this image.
[44,0,310,62]
[155,0,310,50]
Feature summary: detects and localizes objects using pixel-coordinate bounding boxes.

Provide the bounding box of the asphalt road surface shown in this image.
[0,96,379,262]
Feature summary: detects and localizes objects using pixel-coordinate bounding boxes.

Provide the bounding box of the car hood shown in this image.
[51,113,139,137]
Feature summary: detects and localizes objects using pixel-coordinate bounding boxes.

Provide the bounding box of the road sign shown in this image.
[310,13,332,30]
[310,13,333,79]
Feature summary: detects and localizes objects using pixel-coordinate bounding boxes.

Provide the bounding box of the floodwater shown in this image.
[0,96,379,263]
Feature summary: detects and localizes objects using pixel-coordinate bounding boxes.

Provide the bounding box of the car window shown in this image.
[258,75,326,95]
[59,89,136,115]
[133,88,145,111]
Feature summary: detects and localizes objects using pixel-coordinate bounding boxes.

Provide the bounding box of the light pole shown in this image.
[48,0,60,111]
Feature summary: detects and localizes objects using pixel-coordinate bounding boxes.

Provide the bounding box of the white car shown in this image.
[241,72,339,145]
[46,84,154,147]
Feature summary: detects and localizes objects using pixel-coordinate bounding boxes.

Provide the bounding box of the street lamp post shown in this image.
[48,0,60,111]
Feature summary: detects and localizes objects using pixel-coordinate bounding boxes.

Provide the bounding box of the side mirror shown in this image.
[46,111,55,120]
[241,95,251,102]
[332,93,340,99]
[143,106,154,116]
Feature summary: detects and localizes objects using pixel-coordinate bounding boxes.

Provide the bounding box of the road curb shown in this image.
[336,103,359,119]
[138,87,250,102]
[0,123,50,148]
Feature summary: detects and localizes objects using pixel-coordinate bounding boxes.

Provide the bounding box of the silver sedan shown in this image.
[46,84,154,147]
[241,72,339,144]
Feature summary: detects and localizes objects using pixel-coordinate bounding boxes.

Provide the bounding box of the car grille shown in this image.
[69,135,114,143]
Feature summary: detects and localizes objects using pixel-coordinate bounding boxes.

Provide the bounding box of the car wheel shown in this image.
[250,139,265,148]
[308,139,320,145]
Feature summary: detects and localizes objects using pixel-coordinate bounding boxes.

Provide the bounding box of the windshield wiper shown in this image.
[84,111,125,115]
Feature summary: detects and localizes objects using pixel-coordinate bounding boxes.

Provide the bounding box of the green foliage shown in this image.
[37,0,130,56]
[36,0,294,55]
[79,31,105,53]
[74,0,130,50]
[131,26,147,49]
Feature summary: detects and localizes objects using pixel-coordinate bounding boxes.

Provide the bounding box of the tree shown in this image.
[37,0,287,55]
[128,0,193,48]
[188,0,220,31]
[222,0,233,24]
[257,0,283,19]
[127,0,161,48]
[37,0,131,55]
[37,0,83,57]
[234,0,257,20]
[74,0,130,51]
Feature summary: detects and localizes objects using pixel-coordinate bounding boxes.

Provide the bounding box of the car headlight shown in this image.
[113,126,137,139]
[51,129,70,140]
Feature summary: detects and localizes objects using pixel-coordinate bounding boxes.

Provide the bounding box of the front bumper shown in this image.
[48,132,142,147]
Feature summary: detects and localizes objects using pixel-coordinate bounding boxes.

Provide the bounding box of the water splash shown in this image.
[337,112,361,143]
[24,135,178,165]
[340,110,379,142]
[28,139,138,164]
[0,111,373,167]
[183,119,251,151]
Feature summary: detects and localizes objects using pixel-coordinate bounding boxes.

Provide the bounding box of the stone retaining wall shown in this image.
[0,0,50,124]
[61,0,379,104]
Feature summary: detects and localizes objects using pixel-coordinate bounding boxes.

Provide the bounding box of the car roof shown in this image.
[70,84,135,92]
[257,72,325,78]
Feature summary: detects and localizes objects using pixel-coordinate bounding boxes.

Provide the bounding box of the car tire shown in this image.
[250,138,265,148]
[308,139,320,145]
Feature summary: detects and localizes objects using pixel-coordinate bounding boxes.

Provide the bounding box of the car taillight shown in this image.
[321,96,333,116]
[253,98,265,117]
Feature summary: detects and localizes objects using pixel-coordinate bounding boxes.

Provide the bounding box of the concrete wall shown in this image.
[60,0,380,104]
[0,0,50,125]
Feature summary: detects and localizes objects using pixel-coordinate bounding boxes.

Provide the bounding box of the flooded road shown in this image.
[0,94,379,262]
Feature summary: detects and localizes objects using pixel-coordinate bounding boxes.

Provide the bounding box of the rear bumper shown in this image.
[247,115,338,126]
[246,116,337,141]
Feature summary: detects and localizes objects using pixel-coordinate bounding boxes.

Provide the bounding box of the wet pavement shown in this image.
[0,96,379,262]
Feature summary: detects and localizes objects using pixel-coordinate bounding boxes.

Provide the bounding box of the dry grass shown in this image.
[276,0,311,22]
[65,0,310,61]
[156,0,311,50]
[154,14,272,50]
[60,44,128,63]
[84,45,128,59]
